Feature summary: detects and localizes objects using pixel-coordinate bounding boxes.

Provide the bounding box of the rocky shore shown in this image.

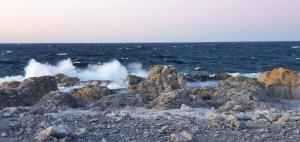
[1,66,300,141]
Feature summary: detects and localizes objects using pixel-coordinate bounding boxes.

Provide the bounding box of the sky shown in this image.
[0,0,300,43]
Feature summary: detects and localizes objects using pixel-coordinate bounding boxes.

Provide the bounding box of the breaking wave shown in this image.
[0,59,148,83]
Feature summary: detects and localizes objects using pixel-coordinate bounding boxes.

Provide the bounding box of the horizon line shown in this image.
[0,40,300,44]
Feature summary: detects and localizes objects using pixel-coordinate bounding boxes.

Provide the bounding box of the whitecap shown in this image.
[57,53,67,56]
[6,51,13,53]
[292,46,300,49]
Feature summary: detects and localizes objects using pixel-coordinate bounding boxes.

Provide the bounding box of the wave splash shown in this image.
[0,59,148,83]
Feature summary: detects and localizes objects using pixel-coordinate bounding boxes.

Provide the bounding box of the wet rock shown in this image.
[258,67,300,99]
[184,72,210,82]
[86,80,111,87]
[212,73,232,80]
[35,125,70,141]
[148,89,191,110]
[70,84,111,99]
[170,131,193,142]
[137,65,186,101]
[125,75,144,90]
[55,73,80,87]
[35,91,81,111]
[184,72,231,82]
[0,81,20,90]
[213,76,276,112]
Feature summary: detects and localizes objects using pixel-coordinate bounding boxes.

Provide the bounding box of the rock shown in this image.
[85,80,111,87]
[35,91,81,111]
[148,89,191,110]
[125,75,144,90]
[170,131,193,142]
[184,72,210,82]
[213,76,276,112]
[70,84,111,99]
[54,73,80,87]
[0,81,20,89]
[35,125,69,141]
[258,67,300,99]
[212,73,232,80]
[190,87,216,107]
[95,93,144,109]
[181,104,192,112]
[228,115,246,129]
[0,76,58,108]
[184,72,231,82]
[137,65,186,101]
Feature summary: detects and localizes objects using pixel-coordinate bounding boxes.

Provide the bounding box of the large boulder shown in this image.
[147,89,191,110]
[136,65,186,101]
[35,91,81,112]
[0,76,58,109]
[0,81,20,90]
[70,84,111,100]
[258,67,300,99]
[213,76,276,112]
[17,76,58,105]
[54,73,80,87]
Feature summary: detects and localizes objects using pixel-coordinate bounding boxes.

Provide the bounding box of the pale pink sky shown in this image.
[0,0,300,43]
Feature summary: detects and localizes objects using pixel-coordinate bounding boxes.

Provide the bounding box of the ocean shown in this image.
[0,42,299,85]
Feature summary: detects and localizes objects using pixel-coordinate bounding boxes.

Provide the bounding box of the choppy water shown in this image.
[0,42,299,84]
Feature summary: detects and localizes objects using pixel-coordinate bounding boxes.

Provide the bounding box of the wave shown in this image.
[292,46,300,49]
[0,58,147,83]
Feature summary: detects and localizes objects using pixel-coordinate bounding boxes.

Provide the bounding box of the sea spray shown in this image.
[0,59,148,83]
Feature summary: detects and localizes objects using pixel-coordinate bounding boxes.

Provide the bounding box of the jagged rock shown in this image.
[125,75,144,90]
[35,125,69,141]
[0,76,57,109]
[0,81,20,90]
[137,65,186,102]
[35,91,81,111]
[258,67,300,99]
[148,89,191,110]
[170,131,193,142]
[70,84,111,99]
[54,73,80,87]
[213,76,276,112]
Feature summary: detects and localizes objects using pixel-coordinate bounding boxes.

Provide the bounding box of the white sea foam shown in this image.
[0,75,24,83]
[292,46,300,49]
[6,51,13,53]
[228,72,259,78]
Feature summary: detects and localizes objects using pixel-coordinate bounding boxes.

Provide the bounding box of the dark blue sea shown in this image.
[0,42,299,84]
